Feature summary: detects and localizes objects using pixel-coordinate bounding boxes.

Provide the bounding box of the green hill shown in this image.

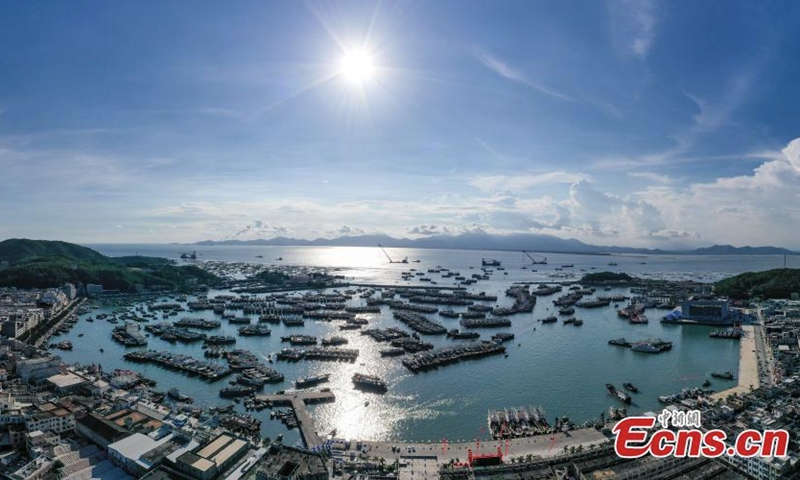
[0,239,220,291]
[715,268,800,299]
[0,238,107,264]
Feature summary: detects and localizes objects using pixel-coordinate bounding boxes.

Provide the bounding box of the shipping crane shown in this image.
[378,244,408,264]
[522,250,547,265]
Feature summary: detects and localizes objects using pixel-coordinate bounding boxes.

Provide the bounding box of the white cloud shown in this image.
[474,49,574,101]
[407,224,449,235]
[640,138,800,247]
[627,171,673,185]
[471,172,587,192]
[609,0,657,60]
[232,220,288,239]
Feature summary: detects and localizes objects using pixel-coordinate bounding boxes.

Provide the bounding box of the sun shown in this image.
[338,48,376,85]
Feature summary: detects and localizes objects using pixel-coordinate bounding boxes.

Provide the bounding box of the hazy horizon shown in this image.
[2,1,800,248]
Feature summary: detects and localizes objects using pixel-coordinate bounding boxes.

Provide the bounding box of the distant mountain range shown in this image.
[193,233,799,255]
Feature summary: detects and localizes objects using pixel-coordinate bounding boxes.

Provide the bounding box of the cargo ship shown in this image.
[295,373,330,388]
[352,373,388,393]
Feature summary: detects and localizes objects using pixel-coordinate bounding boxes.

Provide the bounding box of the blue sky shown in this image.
[2,0,800,248]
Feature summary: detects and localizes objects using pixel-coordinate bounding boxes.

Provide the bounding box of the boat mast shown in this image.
[522,250,547,265]
[378,244,407,264]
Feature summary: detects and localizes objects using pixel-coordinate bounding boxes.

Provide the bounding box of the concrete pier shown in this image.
[255,391,335,448]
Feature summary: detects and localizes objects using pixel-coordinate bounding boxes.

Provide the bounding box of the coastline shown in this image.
[711,325,759,400]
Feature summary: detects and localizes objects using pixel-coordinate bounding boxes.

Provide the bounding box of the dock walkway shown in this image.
[255,391,335,448]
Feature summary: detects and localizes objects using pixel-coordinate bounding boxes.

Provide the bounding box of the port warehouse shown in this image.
[664,300,754,325]
[107,432,249,479]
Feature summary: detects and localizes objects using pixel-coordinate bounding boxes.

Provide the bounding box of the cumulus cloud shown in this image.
[639,137,800,247]
[233,220,288,238]
[326,225,365,236]
[407,224,450,236]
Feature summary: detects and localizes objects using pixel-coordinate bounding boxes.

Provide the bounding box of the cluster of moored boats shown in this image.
[488,406,551,438]
[608,337,673,353]
[276,347,359,362]
[124,350,231,380]
[402,342,506,372]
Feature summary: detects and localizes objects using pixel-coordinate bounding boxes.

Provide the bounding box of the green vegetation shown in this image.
[580,271,636,283]
[254,269,291,285]
[0,238,220,291]
[0,238,106,264]
[715,268,800,299]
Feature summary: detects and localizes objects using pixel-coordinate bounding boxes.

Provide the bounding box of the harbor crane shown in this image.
[378,244,408,264]
[522,250,547,265]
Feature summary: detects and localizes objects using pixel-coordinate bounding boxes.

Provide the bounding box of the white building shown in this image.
[24,407,75,435]
[16,355,63,382]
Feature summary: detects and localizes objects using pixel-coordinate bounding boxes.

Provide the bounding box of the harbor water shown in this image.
[55,245,789,445]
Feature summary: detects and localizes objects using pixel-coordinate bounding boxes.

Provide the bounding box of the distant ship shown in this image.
[481,258,501,267]
[295,373,330,388]
[352,373,388,393]
[180,251,197,260]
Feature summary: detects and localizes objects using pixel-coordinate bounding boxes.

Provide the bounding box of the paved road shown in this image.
[754,309,776,386]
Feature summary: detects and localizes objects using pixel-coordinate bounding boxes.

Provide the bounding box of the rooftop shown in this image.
[46,372,86,389]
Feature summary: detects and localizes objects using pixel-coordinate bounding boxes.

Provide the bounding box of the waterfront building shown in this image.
[15,354,63,382]
[86,283,104,296]
[45,372,88,394]
[682,300,729,322]
[172,433,250,480]
[108,432,198,477]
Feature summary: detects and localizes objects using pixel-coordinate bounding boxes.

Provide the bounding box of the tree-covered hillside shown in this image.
[0,239,220,291]
[715,269,800,299]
